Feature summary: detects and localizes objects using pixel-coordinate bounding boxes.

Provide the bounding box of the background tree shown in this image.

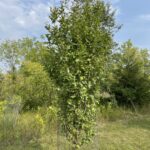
[0,38,34,81]
[111,40,150,108]
[19,61,55,110]
[0,38,44,72]
[0,40,22,82]
[20,38,50,68]
[45,0,118,148]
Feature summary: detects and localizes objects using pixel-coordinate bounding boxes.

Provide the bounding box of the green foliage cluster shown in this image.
[0,61,55,110]
[111,40,150,107]
[45,0,117,148]
[19,61,55,110]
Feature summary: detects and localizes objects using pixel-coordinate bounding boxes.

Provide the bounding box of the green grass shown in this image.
[0,108,150,150]
[81,107,150,150]
[84,115,150,150]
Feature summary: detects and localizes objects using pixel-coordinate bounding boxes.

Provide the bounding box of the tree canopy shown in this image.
[45,0,118,148]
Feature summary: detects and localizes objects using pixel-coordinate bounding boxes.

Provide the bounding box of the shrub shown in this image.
[19,61,56,110]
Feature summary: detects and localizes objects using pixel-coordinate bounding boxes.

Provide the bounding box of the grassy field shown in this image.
[84,114,150,150]
[0,108,150,150]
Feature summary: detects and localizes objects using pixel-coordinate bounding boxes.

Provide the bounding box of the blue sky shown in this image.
[0,0,150,49]
[113,0,150,49]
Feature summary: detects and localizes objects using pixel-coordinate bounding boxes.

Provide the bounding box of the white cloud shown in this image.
[0,0,53,41]
[105,0,120,4]
[111,0,120,4]
[0,0,121,41]
[139,14,150,21]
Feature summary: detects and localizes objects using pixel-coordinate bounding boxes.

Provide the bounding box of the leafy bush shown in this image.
[17,113,45,144]
[0,100,45,147]
[19,61,56,110]
[0,99,61,148]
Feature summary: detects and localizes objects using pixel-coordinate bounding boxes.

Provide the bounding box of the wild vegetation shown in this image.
[0,0,150,149]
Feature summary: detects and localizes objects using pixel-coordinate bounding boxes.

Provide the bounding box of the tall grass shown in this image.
[0,101,150,150]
